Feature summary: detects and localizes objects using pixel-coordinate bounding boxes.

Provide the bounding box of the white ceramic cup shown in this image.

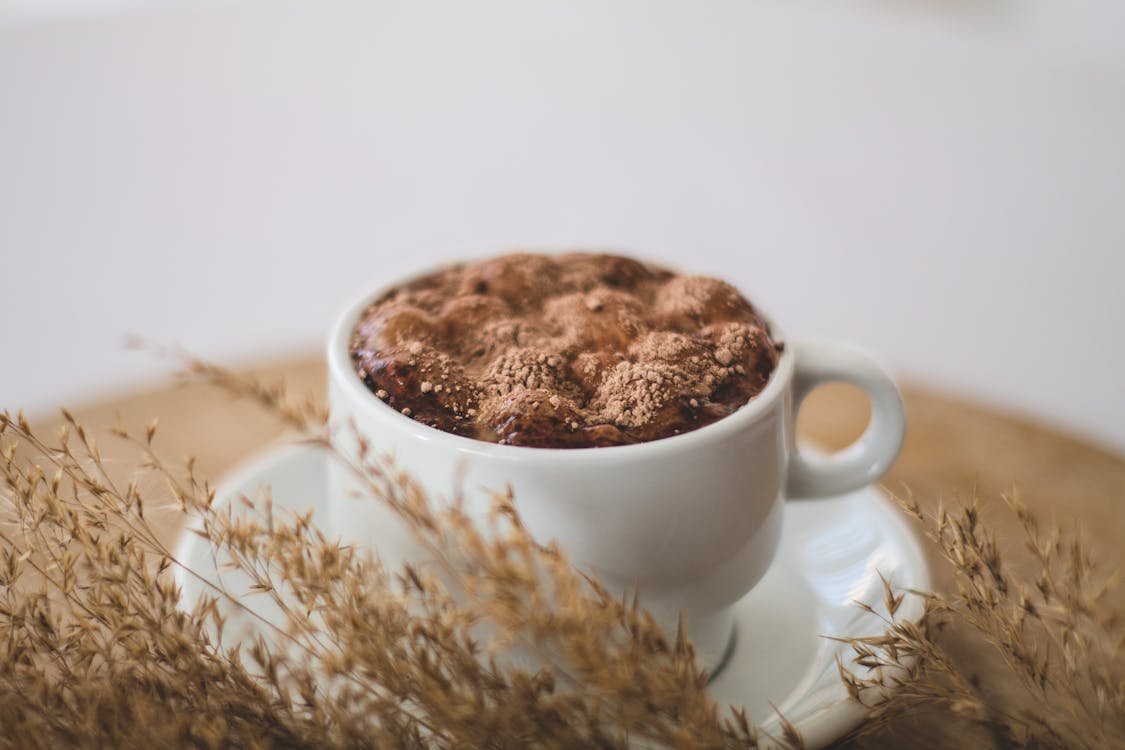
[326,268,906,674]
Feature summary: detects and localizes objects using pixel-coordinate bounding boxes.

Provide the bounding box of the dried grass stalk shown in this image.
[0,363,792,750]
[2,361,1121,749]
[836,491,1124,749]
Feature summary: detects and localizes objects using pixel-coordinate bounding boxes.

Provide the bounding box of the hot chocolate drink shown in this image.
[349,253,782,448]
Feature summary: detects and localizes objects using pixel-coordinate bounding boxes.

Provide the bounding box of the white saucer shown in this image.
[176,444,930,749]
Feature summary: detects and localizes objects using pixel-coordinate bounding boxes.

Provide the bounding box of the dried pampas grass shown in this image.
[836,491,1123,749]
[0,362,784,750]
[0,360,1121,749]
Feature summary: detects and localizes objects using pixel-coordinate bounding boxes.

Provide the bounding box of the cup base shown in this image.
[673,606,736,676]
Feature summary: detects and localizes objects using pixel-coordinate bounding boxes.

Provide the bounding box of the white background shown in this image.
[2,0,1124,453]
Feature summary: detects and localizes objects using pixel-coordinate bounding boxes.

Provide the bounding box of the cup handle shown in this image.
[786,340,906,499]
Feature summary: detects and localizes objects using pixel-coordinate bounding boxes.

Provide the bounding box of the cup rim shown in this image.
[327,259,793,462]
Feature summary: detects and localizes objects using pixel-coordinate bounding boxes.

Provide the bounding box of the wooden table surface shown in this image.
[26,355,1125,749]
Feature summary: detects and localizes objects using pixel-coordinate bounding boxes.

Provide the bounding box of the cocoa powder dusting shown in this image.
[350,253,782,448]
